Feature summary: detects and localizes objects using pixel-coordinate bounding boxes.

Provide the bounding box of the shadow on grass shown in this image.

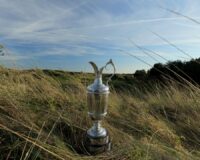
[55,121,89,155]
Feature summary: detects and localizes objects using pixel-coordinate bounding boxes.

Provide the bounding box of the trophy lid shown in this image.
[87,59,115,94]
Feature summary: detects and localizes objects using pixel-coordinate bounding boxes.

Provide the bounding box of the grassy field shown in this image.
[0,66,200,160]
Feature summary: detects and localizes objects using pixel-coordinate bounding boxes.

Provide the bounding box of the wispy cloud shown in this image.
[0,0,199,72]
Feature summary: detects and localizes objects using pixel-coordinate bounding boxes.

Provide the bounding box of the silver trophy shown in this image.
[84,59,116,154]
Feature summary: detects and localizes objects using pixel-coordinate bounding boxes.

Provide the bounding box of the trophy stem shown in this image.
[94,121,101,132]
[84,120,111,154]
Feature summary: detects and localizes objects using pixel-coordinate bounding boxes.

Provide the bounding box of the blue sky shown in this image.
[0,0,200,73]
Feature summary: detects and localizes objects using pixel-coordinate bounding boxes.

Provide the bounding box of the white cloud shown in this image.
[0,55,27,61]
[0,0,199,72]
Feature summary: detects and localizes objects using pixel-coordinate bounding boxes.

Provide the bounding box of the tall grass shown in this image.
[0,66,200,159]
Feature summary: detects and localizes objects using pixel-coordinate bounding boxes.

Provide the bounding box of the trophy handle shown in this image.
[105,59,116,86]
[89,59,116,84]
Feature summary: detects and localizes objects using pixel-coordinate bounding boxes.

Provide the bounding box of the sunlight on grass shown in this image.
[0,67,199,159]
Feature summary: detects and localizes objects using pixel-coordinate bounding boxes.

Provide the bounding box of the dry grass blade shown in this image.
[150,31,200,65]
[20,125,33,160]
[0,124,67,160]
[128,39,200,91]
[159,6,200,25]
[24,122,46,160]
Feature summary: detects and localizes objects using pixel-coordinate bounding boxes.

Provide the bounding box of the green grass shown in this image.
[0,67,200,160]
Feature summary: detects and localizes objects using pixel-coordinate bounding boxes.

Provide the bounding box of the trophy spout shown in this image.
[89,61,105,78]
[89,61,99,76]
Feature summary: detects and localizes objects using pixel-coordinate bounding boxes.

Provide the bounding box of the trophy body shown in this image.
[84,60,115,154]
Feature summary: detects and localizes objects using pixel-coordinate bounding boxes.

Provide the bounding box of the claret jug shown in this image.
[84,59,115,154]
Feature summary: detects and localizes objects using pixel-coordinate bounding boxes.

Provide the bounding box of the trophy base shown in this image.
[84,132,111,155]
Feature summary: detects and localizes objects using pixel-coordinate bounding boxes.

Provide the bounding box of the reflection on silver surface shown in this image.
[87,93,108,121]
